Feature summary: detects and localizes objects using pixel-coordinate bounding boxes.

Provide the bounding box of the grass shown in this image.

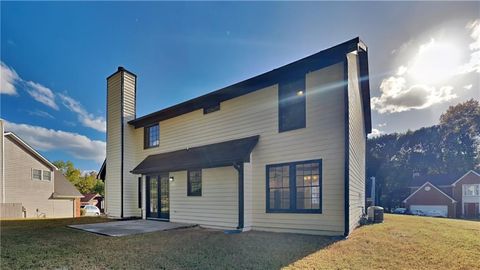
[1,215,479,269]
[0,217,335,269]
[285,215,480,270]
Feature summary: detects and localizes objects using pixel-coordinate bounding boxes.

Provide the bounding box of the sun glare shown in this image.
[408,39,463,85]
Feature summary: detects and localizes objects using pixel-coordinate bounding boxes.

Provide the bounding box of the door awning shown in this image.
[131,135,259,174]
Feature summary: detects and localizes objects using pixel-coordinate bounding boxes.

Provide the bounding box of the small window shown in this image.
[266,159,322,213]
[43,171,52,181]
[464,184,480,196]
[144,124,159,149]
[32,169,42,180]
[279,78,306,132]
[188,169,202,196]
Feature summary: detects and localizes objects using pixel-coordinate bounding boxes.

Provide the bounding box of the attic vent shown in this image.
[203,103,220,114]
[425,186,431,191]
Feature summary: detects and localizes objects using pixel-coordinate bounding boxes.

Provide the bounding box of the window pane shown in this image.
[188,170,202,196]
[32,169,41,180]
[43,171,51,181]
[146,124,159,148]
[279,79,306,132]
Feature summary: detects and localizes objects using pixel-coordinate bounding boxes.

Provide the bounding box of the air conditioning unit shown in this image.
[367,206,384,223]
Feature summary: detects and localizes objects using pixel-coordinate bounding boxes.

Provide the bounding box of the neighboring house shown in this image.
[0,120,83,218]
[403,170,480,218]
[99,38,372,236]
[81,193,104,212]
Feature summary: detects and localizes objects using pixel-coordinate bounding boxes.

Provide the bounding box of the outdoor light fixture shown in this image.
[169,176,174,182]
[297,90,304,96]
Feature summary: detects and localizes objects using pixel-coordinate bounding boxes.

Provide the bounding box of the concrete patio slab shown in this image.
[68,220,195,236]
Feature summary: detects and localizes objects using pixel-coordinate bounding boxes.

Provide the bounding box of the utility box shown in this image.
[367,206,384,223]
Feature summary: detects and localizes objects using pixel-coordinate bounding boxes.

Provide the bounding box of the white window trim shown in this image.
[463,184,480,197]
[42,170,52,181]
[32,169,53,181]
[32,168,42,181]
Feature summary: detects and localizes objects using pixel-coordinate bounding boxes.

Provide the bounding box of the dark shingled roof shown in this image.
[131,136,259,174]
[127,37,372,134]
[53,171,83,198]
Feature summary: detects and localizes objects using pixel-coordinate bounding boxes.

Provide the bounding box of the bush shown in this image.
[80,208,86,216]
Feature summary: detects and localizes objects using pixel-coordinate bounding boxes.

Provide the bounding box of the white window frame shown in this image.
[32,169,42,181]
[463,184,480,196]
[42,170,52,181]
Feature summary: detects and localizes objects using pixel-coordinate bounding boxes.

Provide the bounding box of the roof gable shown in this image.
[403,181,456,203]
[4,132,57,171]
[451,170,480,186]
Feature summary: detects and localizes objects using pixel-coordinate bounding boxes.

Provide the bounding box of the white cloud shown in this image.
[4,120,105,164]
[372,76,456,114]
[28,110,55,119]
[463,84,473,90]
[460,19,480,74]
[397,66,408,76]
[25,81,59,110]
[368,128,385,139]
[0,62,20,95]
[378,123,387,127]
[59,93,106,132]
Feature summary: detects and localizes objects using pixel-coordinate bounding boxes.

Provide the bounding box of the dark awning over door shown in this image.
[131,135,259,174]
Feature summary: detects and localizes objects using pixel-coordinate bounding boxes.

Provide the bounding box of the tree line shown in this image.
[367,99,480,209]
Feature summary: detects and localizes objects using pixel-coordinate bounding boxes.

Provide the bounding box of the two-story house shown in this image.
[0,120,83,218]
[100,38,372,236]
[403,170,480,218]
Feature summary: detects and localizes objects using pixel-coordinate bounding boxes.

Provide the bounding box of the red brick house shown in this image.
[403,170,480,218]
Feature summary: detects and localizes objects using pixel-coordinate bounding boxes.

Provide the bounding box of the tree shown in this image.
[53,160,104,195]
[367,99,480,209]
[439,99,480,173]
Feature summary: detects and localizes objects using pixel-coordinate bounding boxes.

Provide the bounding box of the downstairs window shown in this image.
[266,159,322,213]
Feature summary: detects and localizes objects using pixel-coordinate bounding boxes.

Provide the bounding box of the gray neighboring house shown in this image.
[0,120,83,218]
[100,37,372,236]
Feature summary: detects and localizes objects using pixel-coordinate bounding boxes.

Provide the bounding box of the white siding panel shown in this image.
[347,52,366,234]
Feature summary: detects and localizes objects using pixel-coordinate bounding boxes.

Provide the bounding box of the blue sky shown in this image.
[1,2,479,171]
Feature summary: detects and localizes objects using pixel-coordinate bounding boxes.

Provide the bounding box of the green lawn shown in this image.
[1,215,479,269]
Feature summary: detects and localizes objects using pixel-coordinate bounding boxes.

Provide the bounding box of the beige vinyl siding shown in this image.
[106,72,122,216]
[169,167,238,229]
[122,72,140,217]
[243,158,253,230]
[129,62,346,235]
[52,199,74,218]
[3,137,55,218]
[347,52,366,234]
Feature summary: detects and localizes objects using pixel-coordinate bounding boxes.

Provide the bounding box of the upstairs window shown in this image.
[144,124,159,149]
[266,159,322,213]
[188,169,202,196]
[279,78,306,132]
[43,171,52,181]
[464,184,480,196]
[32,169,42,180]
